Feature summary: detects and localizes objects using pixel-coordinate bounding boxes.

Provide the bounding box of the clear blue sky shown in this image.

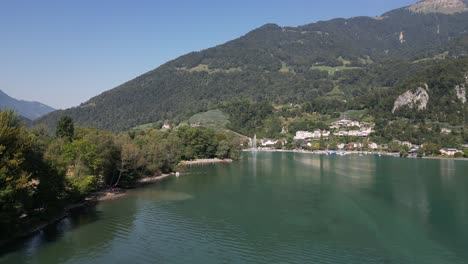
[1,0,416,109]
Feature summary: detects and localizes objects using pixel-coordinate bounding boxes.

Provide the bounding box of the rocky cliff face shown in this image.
[455,74,467,103]
[407,0,468,14]
[392,84,430,113]
[455,85,466,103]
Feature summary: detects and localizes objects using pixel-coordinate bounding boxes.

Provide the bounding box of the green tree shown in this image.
[423,143,441,156]
[417,148,424,158]
[216,140,230,159]
[0,111,33,231]
[56,116,75,141]
[114,135,145,187]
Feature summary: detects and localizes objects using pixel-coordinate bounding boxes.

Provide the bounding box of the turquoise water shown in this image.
[1,152,468,263]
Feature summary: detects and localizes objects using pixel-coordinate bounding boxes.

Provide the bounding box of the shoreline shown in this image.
[179,158,233,165]
[0,172,177,248]
[243,148,400,157]
[1,158,233,247]
[0,157,229,248]
[89,173,175,202]
[244,148,468,161]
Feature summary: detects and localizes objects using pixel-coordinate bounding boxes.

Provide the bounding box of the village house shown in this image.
[260,139,279,147]
[330,119,374,137]
[330,119,361,129]
[337,143,346,150]
[333,128,372,137]
[294,131,313,140]
[294,130,330,140]
[441,128,452,135]
[311,130,330,140]
[346,142,363,150]
[368,142,379,150]
[311,130,321,139]
[439,148,462,156]
[162,123,171,129]
[394,140,414,148]
[321,130,331,138]
[408,148,420,158]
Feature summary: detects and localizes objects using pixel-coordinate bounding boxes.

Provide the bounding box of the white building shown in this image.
[261,139,278,147]
[295,130,330,140]
[368,142,379,150]
[294,131,313,140]
[441,128,452,135]
[312,130,331,139]
[321,130,331,138]
[440,148,462,156]
[331,119,362,129]
[333,129,372,137]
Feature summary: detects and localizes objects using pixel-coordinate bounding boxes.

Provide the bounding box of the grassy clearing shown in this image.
[337,56,352,66]
[186,109,229,130]
[177,64,241,74]
[279,62,295,74]
[310,65,361,75]
[341,109,374,122]
[133,109,248,138]
[412,52,448,64]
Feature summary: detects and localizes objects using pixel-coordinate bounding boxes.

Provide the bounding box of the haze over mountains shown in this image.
[0,90,55,120]
[36,0,468,131]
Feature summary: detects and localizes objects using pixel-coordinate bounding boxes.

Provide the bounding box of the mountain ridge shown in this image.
[406,0,468,14]
[0,90,55,120]
[36,2,468,131]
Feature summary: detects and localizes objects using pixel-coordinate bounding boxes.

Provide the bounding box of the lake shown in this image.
[1,152,468,264]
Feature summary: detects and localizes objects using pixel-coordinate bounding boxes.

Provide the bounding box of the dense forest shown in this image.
[0,111,240,241]
[35,7,468,132]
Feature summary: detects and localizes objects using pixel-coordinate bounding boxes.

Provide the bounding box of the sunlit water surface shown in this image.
[1,152,468,264]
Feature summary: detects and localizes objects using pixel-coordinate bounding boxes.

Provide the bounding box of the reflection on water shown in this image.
[1,152,468,264]
[131,190,194,202]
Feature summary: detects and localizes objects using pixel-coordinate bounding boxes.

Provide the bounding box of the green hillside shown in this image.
[35,2,468,132]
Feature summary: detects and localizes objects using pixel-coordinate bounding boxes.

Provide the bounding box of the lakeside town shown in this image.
[253,119,468,158]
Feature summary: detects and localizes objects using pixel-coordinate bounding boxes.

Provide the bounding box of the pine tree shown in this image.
[56,116,74,141]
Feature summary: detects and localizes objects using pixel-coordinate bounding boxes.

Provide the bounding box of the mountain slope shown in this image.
[0,90,55,120]
[407,0,468,14]
[36,1,468,131]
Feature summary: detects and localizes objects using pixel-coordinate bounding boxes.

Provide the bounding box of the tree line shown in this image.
[0,111,240,239]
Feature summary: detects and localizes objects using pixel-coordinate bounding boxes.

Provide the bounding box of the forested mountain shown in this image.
[36,0,468,131]
[0,90,55,120]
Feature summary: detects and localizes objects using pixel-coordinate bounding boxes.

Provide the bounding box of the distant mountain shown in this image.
[18,115,31,125]
[36,0,468,131]
[0,90,55,120]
